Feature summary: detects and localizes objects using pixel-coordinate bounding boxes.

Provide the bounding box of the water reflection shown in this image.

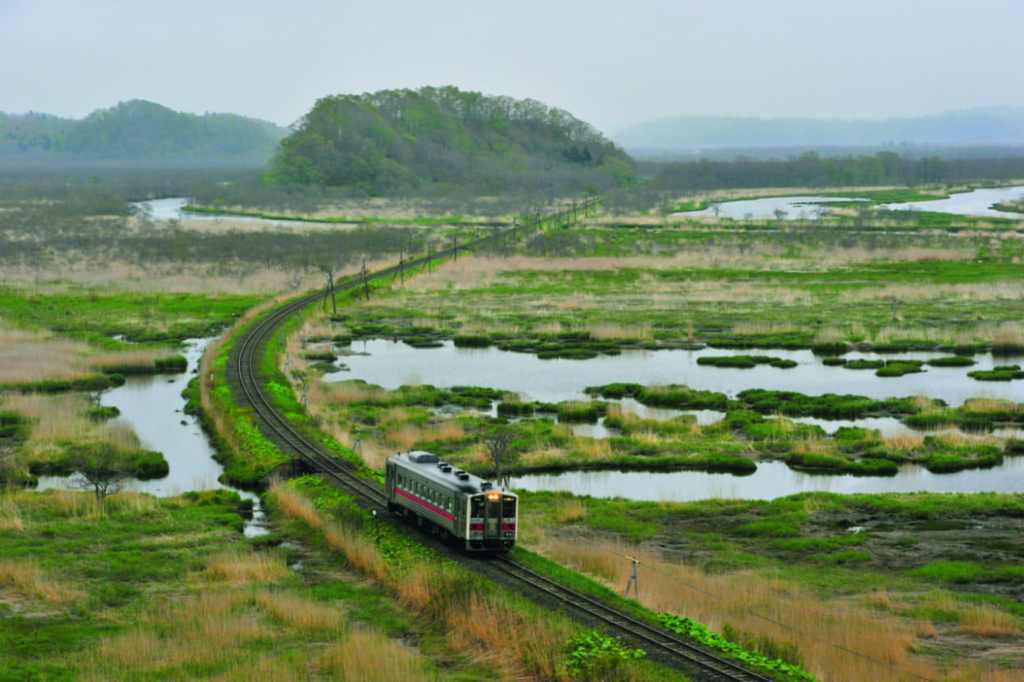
[686,195,865,220]
[511,458,1024,502]
[882,185,1024,219]
[132,197,298,227]
[335,340,1024,409]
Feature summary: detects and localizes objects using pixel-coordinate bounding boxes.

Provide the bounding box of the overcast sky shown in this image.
[2,0,1022,133]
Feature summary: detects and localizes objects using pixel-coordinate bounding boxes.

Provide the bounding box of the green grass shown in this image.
[0,287,262,348]
[340,245,1024,355]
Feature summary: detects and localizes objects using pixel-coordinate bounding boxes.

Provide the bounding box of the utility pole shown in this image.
[328,270,337,315]
[361,258,370,301]
[452,235,458,261]
[623,556,639,597]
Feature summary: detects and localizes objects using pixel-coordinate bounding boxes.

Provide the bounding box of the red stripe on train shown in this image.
[395,488,455,521]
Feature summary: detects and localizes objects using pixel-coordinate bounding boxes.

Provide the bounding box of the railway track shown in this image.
[227,206,771,682]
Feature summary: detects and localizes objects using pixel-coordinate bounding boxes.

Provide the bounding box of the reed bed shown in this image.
[254,591,346,633]
[205,551,290,584]
[0,324,94,384]
[530,537,1020,682]
[315,628,428,681]
[0,559,82,605]
[272,483,581,681]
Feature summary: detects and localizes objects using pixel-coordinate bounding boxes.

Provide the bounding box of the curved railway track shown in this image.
[227,210,771,682]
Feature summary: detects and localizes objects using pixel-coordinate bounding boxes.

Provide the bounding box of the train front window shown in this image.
[471,497,485,517]
[502,496,516,518]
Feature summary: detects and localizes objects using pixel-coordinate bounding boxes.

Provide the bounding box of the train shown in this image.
[385,451,517,552]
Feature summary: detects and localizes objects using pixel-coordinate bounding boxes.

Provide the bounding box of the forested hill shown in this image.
[270,86,635,194]
[617,108,1024,154]
[0,100,287,165]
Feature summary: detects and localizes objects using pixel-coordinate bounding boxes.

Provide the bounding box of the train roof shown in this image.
[389,451,511,496]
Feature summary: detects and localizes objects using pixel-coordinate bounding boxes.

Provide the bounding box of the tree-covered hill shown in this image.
[270,86,635,194]
[0,100,286,165]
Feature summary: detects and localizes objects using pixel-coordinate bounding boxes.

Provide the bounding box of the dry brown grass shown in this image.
[3,390,137,438]
[254,590,346,632]
[554,499,588,524]
[532,537,946,682]
[0,394,145,475]
[87,592,273,675]
[884,433,926,451]
[0,559,82,605]
[0,324,94,384]
[205,551,289,584]
[588,321,654,341]
[840,281,1024,304]
[271,484,388,581]
[959,605,1022,638]
[0,494,24,531]
[0,258,324,295]
[274,484,580,681]
[963,398,1021,415]
[315,628,427,681]
[445,594,573,681]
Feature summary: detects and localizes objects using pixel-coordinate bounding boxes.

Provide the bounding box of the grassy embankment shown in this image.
[518,489,1024,681]
[0,487,510,681]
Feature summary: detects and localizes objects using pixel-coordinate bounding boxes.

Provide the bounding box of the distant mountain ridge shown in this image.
[616,107,1024,153]
[0,100,287,165]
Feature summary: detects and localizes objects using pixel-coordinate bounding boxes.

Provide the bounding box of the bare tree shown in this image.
[318,263,337,315]
[68,447,133,504]
[483,427,518,489]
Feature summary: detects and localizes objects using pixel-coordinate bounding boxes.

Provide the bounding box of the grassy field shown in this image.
[0,487,517,681]
[333,244,1024,353]
[518,490,1024,681]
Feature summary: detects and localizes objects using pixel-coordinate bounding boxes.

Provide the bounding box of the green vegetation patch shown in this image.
[697,355,797,369]
[659,614,815,682]
[0,287,261,348]
[968,365,1024,381]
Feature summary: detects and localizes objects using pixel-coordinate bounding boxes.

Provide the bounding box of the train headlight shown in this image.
[486,492,500,501]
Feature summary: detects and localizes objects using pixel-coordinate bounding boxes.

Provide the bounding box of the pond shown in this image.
[510,458,1024,502]
[132,197,297,227]
[881,185,1024,219]
[332,340,1023,409]
[683,195,863,221]
[36,338,268,535]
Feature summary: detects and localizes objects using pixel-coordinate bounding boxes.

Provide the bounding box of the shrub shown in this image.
[564,630,645,680]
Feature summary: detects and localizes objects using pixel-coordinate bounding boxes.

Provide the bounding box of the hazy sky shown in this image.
[3,0,1022,133]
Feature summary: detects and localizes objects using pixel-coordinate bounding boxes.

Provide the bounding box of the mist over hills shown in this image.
[616,108,1024,157]
[0,100,287,166]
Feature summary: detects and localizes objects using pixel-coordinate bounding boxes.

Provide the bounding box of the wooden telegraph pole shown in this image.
[361,258,370,300]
